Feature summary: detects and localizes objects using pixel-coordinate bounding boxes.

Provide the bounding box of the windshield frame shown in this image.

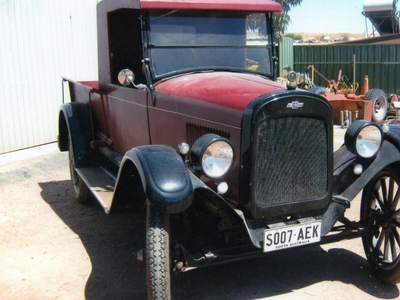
[142,10,276,81]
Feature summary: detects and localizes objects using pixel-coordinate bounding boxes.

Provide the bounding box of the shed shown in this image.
[0,0,98,154]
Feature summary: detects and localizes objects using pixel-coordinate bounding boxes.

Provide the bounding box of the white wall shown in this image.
[0,0,99,154]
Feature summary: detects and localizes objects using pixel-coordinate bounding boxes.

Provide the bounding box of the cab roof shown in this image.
[140,0,282,12]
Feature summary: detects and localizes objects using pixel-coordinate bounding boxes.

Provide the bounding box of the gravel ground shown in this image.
[0,126,399,300]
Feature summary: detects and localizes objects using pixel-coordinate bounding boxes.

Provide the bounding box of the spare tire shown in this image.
[364,89,388,122]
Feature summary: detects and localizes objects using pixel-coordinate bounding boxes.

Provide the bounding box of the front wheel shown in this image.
[146,203,171,300]
[361,168,400,283]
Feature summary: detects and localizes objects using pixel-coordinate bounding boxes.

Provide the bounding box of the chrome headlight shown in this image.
[190,134,235,178]
[345,120,383,158]
[287,71,297,83]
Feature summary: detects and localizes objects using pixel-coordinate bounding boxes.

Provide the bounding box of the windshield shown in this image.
[147,10,273,78]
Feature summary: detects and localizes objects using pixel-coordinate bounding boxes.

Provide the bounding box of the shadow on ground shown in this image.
[40,180,399,300]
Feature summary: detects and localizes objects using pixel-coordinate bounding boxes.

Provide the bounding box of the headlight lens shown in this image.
[202,140,234,178]
[191,134,235,178]
[355,126,382,157]
[345,120,383,158]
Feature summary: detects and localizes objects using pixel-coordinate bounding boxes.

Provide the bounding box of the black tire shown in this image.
[68,137,90,203]
[309,85,328,95]
[146,203,171,300]
[361,167,400,283]
[364,89,388,122]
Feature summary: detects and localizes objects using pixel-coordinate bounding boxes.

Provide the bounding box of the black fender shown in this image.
[321,135,400,235]
[332,124,400,198]
[116,145,193,213]
[334,139,400,202]
[58,102,94,167]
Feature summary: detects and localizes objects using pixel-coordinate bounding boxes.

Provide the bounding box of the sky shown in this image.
[286,0,377,34]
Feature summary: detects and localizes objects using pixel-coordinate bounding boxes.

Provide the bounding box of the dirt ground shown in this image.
[1,126,399,300]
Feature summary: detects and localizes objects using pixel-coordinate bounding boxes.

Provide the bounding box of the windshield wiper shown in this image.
[150,10,179,22]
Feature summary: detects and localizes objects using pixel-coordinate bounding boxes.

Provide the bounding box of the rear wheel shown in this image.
[361,168,400,283]
[364,89,388,122]
[68,137,90,202]
[146,203,171,300]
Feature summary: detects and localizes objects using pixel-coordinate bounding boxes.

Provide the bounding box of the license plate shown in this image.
[263,220,321,252]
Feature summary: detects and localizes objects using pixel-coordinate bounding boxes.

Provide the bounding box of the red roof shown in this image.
[140,0,282,12]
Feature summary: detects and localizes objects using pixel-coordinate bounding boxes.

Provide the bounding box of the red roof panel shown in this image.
[140,0,282,12]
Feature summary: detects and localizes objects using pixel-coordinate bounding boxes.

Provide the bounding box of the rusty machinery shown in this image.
[306,65,360,95]
[301,65,395,124]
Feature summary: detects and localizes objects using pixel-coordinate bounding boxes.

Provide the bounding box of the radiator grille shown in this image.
[186,123,230,146]
[253,117,328,207]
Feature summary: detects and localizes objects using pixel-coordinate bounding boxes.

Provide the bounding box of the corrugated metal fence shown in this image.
[279,36,293,75]
[293,44,400,95]
[0,0,98,154]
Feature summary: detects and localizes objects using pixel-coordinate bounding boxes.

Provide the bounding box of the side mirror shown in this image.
[118,69,135,86]
[117,69,148,90]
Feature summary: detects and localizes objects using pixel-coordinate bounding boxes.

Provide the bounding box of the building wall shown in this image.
[0,0,98,154]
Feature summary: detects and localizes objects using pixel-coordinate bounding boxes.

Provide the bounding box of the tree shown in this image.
[247,0,303,40]
[284,33,303,40]
[341,33,349,42]
[274,0,303,38]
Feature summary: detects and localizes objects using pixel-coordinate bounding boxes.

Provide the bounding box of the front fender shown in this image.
[121,145,193,213]
[320,139,400,235]
[333,140,400,202]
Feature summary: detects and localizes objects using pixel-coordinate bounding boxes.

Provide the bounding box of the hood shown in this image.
[154,72,286,111]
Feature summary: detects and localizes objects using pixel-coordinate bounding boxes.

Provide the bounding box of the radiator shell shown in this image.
[240,90,333,220]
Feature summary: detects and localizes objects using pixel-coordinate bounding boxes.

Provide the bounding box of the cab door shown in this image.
[97,8,151,154]
[106,87,150,154]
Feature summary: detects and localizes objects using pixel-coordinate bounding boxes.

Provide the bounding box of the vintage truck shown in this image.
[59,0,400,298]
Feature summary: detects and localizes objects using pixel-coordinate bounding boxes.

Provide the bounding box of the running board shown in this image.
[76,166,116,214]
